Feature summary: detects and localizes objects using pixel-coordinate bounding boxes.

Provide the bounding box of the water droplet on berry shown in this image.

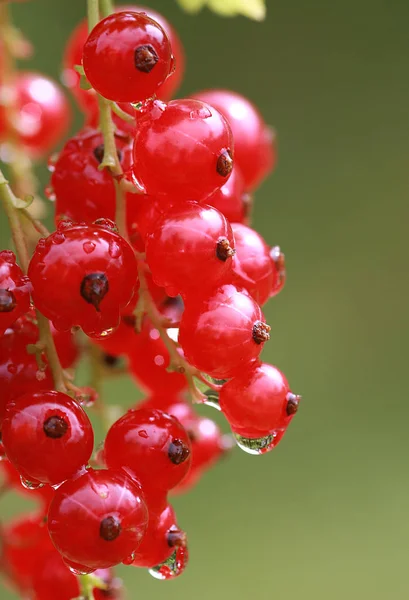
[203,389,221,411]
[108,240,122,259]
[233,432,277,455]
[93,327,115,339]
[44,185,56,200]
[52,232,65,245]
[20,476,45,490]
[189,106,212,120]
[66,564,95,576]
[83,241,96,254]
[122,553,136,566]
[149,546,189,580]
[138,429,148,439]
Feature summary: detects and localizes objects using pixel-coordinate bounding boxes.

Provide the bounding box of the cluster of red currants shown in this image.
[0,3,301,599]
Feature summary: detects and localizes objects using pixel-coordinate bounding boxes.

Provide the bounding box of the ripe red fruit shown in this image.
[48,469,148,571]
[2,390,94,486]
[0,250,31,335]
[231,223,280,305]
[219,362,299,439]
[132,503,183,568]
[0,72,71,157]
[146,201,235,297]
[83,11,174,103]
[51,128,133,225]
[28,221,138,337]
[192,89,275,190]
[31,549,81,600]
[132,99,234,200]
[179,284,270,379]
[104,408,192,492]
[205,166,247,224]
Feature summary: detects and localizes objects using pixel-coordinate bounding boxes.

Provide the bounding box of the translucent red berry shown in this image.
[192,89,275,190]
[205,166,247,224]
[2,390,94,486]
[231,223,281,305]
[48,469,148,571]
[104,408,192,492]
[179,284,270,379]
[28,222,138,337]
[0,250,31,334]
[0,72,71,156]
[83,11,174,103]
[146,201,235,297]
[219,362,299,440]
[132,99,234,200]
[31,549,81,600]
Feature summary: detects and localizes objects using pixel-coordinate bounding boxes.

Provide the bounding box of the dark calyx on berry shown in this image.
[134,44,159,73]
[167,528,187,548]
[168,439,190,465]
[252,321,271,345]
[286,393,301,416]
[43,415,69,439]
[216,149,233,177]
[99,515,122,541]
[103,354,120,367]
[0,289,17,313]
[93,144,122,164]
[216,237,235,262]
[80,273,109,311]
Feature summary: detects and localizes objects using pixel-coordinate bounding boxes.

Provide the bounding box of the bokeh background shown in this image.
[1,0,409,598]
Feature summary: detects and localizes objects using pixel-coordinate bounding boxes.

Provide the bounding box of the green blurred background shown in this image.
[1,0,409,598]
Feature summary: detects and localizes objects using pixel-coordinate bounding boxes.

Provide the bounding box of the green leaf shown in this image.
[176,0,266,20]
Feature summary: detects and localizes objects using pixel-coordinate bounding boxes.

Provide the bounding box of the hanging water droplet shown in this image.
[67,565,94,576]
[203,389,221,411]
[20,476,44,490]
[149,546,189,580]
[83,241,96,254]
[122,553,135,566]
[108,240,122,259]
[52,232,65,245]
[189,105,212,120]
[234,432,277,455]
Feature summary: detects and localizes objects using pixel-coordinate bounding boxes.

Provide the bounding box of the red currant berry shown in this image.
[0,313,53,427]
[48,469,148,570]
[104,408,192,492]
[83,11,174,103]
[2,390,94,486]
[28,222,138,337]
[132,503,184,568]
[0,72,71,157]
[132,99,234,200]
[31,549,81,600]
[219,362,300,440]
[192,89,276,190]
[51,128,133,225]
[146,201,235,297]
[51,323,79,369]
[179,284,270,379]
[231,223,280,305]
[205,166,247,224]
[0,250,31,334]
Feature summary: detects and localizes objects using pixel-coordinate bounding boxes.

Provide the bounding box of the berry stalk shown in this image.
[100,0,115,19]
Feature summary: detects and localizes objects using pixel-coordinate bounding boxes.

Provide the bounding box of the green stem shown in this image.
[87,0,99,31]
[79,574,108,600]
[0,170,31,273]
[110,100,135,123]
[99,0,114,18]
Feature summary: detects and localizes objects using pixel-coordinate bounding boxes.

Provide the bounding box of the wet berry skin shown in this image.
[104,408,192,492]
[2,390,94,486]
[192,89,275,190]
[0,250,31,335]
[146,201,235,297]
[219,362,298,438]
[179,284,270,379]
[83,11,174,103]
[0,72,71,157]
[132,99,234,201]
[131,503,180,568]
[48,469,148,571]
[28,222,138,337]
[205,166,246,224]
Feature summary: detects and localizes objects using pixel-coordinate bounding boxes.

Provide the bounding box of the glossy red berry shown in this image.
[179,284,270,379]
[219,362,299,439]
[132,503,184,568]
[104,408,192,492]
[2,390,94,486]
[0,250,31,334]
[192,89,275,190]
[48,469,148,571]
[28,222,138,337]
[51,128,133,225]
[83,11,174,103]
[231,223,280,305]
[0,72,71,157]
[32,549,81,600]
[146,201,235,297]
[205,166,247,224]
[132,99,234,200]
